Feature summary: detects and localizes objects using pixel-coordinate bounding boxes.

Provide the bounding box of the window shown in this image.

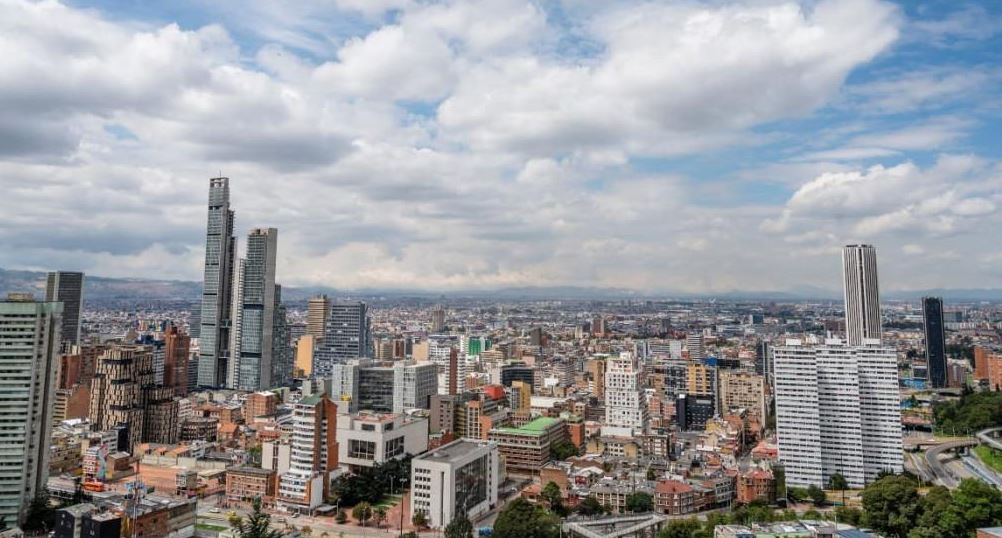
[348,439,377,460]
[385,437,404,458]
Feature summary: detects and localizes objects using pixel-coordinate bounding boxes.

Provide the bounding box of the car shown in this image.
[209,507,221,513]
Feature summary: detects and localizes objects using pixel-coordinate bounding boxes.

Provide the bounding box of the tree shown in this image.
[22,493,57,533]
[827,473,848,491]
[575,496,607,516]
[493,498,560,538]
[402,533,420,538]
[335,510,347,524]
[352,502,373,527]
[230,498,284,538]
[444,512,475,538]
[412,511,429,529]
[806,485,826,506]
[541,481,566,516]
[802,509,822,520]
[301,526,313,537]
[660,518,701,538]
[861,475,922,538]
[373,506,387,529]
[936,478,1002,537]
[834,507,862,526]
[625,492,653,513]
[787,487,808,503]
[550,440,579,461]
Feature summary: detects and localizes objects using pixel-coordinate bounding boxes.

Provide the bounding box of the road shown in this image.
[924,438,978,488]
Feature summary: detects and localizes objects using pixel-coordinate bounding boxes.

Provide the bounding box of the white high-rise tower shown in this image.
[603,351,648,436]
[842,244,881,345]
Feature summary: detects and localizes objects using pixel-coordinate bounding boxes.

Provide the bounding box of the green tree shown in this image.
[373,506,387,528]
[352,502,373,527]
[802,509,822,520]
[21,493,57,533]
[444,512,475,538]
[550,440,579,460]
[660,518,701,538]
[834,506,862,526]
[229,498,284,538]
[625,492,653,513]
[936,478,1002,537]
[540,481,566,516]
[806,485,826,506]
[575,496,607,516]
[493,498,560,538]
[412,511,429,529]
[861,475,922,538]
[913,486,952,531]
[827,473,848,491]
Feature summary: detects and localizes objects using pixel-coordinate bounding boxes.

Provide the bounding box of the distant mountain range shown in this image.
[3,267,1002,303]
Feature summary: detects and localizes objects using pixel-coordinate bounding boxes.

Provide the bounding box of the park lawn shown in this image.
[974,445,1002,474]
[375,494,404,509]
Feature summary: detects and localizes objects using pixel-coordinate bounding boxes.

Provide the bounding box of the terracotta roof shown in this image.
[655,480,693,494]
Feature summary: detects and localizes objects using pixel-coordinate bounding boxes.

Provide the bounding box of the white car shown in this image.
[209,508,221,513]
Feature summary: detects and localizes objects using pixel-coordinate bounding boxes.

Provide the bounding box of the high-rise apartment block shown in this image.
[774,339,901,488]
[198,177,236,387]
[45,271,84,348]
[430,306,446,333]
[307,295,331,339]
[842,245,881,345]
[604,352,648,436]
[0,293,62,524]
[313,301,369,378]
[277,393,339,513]
[922,297,947,389]
[974,347,1002,391]
[719,371,767,419]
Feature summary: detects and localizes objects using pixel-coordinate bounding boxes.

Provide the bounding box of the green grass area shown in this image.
[974,445,1002,474]
[375,493,404,509]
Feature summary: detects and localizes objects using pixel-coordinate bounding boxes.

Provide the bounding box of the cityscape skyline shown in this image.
[0,0,1000,293]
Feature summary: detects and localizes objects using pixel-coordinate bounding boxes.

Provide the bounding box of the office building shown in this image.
[488,417,567,474]
[842,244,882,345]
[686,333,705,360]
[271,285,292,388]
[428,335,461,394]
[500,363,535,388]
[232,228,282,391]
[306,295,330,339]
[163,324,191,397]
[430,306,446,333]
[510,380,531,412]
[277,393,339,513]
[0,293,61,524]
[331,359,437,414]
[587,357,607,399]
[975,347,1002,391]
[337,413,429,470]
[604,352,648,436]
[774,339,901,488]
[754,340,771,381]
[411,439,501,529]
[227,258,245,388]
[676,393,715,431]
[923,297,947,389]
[313,301,369,378]
[393,360,438,412]
[295,334,316,377]
[45,271,84,348]
[198,177,237,387]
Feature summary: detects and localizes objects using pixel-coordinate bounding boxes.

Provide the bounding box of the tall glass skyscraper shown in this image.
[313,301,369,378]
[197,177,236,387]
[842,244,882,345]
[923,296,947,389]
[45,270,84,349]
[233,228,279,390]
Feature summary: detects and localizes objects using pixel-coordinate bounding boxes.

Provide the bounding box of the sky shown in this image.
[1,0,1001,293]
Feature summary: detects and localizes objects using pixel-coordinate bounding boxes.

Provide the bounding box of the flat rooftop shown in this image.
[491,416,562,436]
[416,439,492,463]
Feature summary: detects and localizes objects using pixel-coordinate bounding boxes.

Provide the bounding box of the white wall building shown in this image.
[842,244,882,345]
[411,439,500,529]
[774,338,901,489]
[393,361,438,413]
[337,413,429,469]
[603,352,648,436]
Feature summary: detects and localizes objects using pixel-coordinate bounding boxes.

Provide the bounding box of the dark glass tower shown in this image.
[922,297,947,388]
[197,177,236,387]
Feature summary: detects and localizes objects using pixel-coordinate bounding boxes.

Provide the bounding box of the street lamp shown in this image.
[398,477,407,538]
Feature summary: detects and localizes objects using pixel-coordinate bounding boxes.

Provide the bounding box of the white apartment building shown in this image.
[774,338,901,489]
[337,413,429,470]
[411,439,500,529]
[603,352,648,436]
[277,394,339,513]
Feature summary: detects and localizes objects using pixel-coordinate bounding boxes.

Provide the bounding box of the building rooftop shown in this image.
[491,416,562,436]
[415,439,494,463]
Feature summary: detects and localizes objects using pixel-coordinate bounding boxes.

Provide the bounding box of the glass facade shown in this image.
[454,454,489,515]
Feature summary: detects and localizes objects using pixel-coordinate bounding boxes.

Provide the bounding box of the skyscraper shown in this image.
[45,271,84,348]
[271,285,292,388]
[922,297,947,389]
[430,306,446,333]
[313,301,369,378]
[163,324,191,397]
[603,351,648,436]
[233,228,279,391]
[0,293,61,524]
[774,338,901,488]
[842,244,882,345]
[306,295,331,339]
[198,177,236,387]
